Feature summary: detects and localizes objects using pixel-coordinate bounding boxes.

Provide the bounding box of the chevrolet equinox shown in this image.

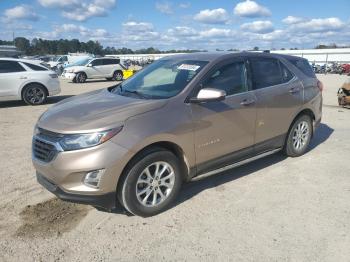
[32,52,322,217]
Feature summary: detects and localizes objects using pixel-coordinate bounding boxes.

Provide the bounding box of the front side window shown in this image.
[111,59,208,99]
[0,61,26,73]
[202,61,248,96]
[90,59,102,66]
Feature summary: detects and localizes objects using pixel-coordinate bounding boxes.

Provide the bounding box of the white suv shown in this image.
[0,58,61,105]
[62,57,125,83]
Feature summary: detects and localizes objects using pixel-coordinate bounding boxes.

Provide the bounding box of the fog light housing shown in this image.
[83,169,105,188]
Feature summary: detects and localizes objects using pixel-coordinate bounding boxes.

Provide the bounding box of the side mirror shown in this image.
[87,64,93,67]
[190,88,226,103]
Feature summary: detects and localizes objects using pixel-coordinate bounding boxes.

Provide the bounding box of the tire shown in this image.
[22,84,47,105]
[118,149,182,217]
[284,115,313,157]
[113,70,123,81]
[76,72,87,83]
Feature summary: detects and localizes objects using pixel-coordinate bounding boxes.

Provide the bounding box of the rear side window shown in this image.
[287,58,315,78]
[250,58,282,89]
[22,62,48,71]
[0,61,26,73]
[280,62,294,82]
[103,59,120,65]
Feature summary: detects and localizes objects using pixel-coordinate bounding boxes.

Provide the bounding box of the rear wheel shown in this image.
[118,150,182,217]
[22,84,47,105]
[113,70,123,81]
[284,115,312,157]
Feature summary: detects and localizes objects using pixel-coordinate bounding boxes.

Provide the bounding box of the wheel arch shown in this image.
[20,82,49,99]
[116,141,190,195]
[287,108,316,141]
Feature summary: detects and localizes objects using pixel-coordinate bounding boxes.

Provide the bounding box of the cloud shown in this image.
[38,0,116,21]
[155,1,173,14]
[3,5,39,21]
[241,20,274,33]
[282,16,305,24]
[194,8,229,24]
[122,21,154,32]
[179,2,190,9]
[234,0,271,18]
[52,23,110,39]
[199,28,233,38]
[167,26,197,37]
[290,17,344,33]
[121,21,159,42]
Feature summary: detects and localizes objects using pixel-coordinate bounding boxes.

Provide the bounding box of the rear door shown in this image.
[249,56,303,152]
[190,58,257,174]
[0,61,27,98]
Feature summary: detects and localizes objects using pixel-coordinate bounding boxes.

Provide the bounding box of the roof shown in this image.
[160,51,304,62]
[0,57,45,65]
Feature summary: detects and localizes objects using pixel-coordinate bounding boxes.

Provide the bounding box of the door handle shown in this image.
[19,76,28,79]
[289,87,300,93]
[240,99,255,106]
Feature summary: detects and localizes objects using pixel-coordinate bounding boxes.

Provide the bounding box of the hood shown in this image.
[47,61,59,67]
[38,88,167,134]
[64,65,86,71]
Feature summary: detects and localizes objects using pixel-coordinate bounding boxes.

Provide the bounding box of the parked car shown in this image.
[337,77,350,107]
[62,57,126,83]
[0,58,60,105]
[32,52,322,217]
[47,54,92,74]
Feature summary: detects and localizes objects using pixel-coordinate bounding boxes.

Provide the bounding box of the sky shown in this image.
[0,0,350,50]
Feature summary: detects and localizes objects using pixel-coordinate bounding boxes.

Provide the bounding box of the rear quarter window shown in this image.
[287,58,316,78]
[22,62,48,71]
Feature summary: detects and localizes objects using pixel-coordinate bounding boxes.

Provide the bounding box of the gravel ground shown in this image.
[0,75,349,261]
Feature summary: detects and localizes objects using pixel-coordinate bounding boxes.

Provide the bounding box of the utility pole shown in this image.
[12,32,15,45]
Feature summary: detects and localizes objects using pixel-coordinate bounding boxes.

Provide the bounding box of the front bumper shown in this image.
[37,172,116,210]
[62,72,77,80]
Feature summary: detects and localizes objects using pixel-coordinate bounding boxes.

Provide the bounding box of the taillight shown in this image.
[317,80,324,92]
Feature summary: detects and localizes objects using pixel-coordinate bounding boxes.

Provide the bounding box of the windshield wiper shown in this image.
[122,89,148,99]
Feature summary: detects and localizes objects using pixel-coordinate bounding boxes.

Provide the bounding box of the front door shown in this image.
[190,58,257,174]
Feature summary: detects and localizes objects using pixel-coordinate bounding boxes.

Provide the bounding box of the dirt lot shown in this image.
[0,75,349,261]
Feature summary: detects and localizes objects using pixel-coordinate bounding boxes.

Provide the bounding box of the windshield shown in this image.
[111,59,208,99]
[69,58,92,67]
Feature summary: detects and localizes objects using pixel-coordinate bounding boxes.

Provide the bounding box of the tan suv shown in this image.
[32,52,322,217]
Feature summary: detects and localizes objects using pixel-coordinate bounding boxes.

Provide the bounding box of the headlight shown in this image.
[59,127,123,151]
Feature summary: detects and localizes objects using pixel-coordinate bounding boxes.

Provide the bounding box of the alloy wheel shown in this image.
[26,87,45,104]
[136,161,175,207]
[292,121,310,151]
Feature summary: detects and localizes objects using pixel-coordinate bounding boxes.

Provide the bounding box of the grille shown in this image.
[32,137,58,162]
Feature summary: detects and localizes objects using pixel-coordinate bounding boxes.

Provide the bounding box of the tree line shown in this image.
[1,37,348,56]
[0,37,202,56]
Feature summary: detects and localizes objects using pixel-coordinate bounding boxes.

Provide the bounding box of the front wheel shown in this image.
[284,115,312,157]
[118,150,182,217]
[75,72,87,83]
